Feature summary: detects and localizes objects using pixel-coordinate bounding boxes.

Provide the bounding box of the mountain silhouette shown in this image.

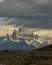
[37,44,52,51]
[0,37,36,50]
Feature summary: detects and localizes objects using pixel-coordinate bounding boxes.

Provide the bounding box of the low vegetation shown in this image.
[0,45,52,65]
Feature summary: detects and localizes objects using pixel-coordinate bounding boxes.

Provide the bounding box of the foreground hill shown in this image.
[37,44,52,51]
[0,45,52,65]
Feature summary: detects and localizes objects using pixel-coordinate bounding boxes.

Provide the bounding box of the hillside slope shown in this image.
[0,45,52,65]
[37,44,52,51]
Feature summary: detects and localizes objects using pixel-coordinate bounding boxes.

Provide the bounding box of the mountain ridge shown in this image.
[36,44,52,51]
[0,25,52,50]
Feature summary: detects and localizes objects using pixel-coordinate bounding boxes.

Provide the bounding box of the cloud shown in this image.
[0,0,52,29]
[6,17,52,29]
[0,0,52,17]
[0,0,4,2]
[0,17,14,25]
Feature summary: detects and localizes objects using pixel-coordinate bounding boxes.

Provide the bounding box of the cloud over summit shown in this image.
[0,0,52,17]
[0,0,52,29]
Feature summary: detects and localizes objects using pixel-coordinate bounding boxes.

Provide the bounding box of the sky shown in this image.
[0,0,52,27]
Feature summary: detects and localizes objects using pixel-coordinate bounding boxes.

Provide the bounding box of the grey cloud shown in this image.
[0,0,52,17]
[6,17,52,29]
[0,0,52,29]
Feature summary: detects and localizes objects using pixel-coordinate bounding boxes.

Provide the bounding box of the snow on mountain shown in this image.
[0,25,52,50]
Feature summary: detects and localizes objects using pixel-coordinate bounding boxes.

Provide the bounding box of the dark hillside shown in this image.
[0,45,52,65]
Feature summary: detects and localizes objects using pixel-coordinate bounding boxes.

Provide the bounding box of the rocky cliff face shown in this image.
[0,25,52,50]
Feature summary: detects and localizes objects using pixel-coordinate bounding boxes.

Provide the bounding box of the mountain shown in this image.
[0,25,52,50]
[0,40,36,50]
[0,35,48,50]
[0,27,51,50]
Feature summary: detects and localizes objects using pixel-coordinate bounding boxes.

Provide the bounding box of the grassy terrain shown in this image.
[0,45,52,65]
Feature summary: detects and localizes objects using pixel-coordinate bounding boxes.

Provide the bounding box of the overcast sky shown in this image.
[0,0,52,26]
